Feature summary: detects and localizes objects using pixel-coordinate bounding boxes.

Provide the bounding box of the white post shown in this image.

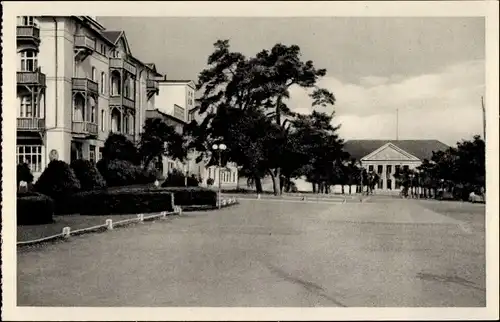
[161,211,167,218]
[106,219,113,230]
[257,193,261,199]
[62,226,71,238]
[138,213,144,222]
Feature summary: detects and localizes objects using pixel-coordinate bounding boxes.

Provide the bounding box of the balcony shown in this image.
[17,71,46,87]
[17,25,40,51]
[72,78,98,94]
[17,117,45,131]
[74,35,96,51]
[74,35,96,62]
[146,79,159,99]
[72,121,98,136]
[109,95,135,109]
[109,58,137,75]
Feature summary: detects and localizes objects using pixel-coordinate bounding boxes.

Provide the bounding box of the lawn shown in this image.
[17,214,139,242]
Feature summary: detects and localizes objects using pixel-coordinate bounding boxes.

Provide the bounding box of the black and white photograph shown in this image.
[2,1,499,321]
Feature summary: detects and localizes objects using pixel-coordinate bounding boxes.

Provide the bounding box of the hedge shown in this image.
[56,190,175,216]
[17,194,55,225]
[114,186,217,207]
[34,160,81,199]
[97,159,159,187]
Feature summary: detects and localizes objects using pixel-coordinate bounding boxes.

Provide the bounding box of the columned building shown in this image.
[343,140,449,192]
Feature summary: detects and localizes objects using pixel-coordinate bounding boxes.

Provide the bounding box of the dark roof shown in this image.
[145,109,186,125]
[343,140,450,161]
[102,31,122,44]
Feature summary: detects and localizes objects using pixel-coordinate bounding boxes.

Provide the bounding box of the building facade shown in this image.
[343,140,449,192]
[151,80,239,188]
[16,16,162,179]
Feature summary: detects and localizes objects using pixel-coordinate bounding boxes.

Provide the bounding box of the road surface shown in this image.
[17,198,485,307]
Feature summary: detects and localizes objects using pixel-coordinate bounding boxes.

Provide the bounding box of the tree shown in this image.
[192,40,337,195]
[138,118,187,171]
[102,133,139,164]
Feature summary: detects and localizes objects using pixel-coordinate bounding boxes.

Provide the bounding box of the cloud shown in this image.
[286,59,485,145]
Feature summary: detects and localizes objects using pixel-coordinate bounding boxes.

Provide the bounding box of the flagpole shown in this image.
[396,108,399,140]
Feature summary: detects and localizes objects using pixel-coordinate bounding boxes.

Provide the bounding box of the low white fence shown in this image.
[17,206,182,248]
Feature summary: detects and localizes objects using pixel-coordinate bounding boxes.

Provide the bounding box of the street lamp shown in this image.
[212,143,227,209]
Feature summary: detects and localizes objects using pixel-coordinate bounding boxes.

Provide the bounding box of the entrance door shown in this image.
[71,141,83,162]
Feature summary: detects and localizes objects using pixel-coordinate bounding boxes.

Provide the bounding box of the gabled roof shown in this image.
[145,109,186,125]
[158,79,196,89]
[343,140,450,161]
[102,30,122,44]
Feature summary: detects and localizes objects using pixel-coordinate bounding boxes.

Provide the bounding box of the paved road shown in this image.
[17,199,485,307]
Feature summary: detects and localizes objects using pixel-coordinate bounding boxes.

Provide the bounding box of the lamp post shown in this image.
[212,143,227,209]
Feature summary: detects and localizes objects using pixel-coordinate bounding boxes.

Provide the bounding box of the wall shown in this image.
[156,83,185,119]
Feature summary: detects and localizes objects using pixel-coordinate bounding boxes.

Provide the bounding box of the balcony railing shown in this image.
[109,58,137,75]
[74,35,96,51]
[109,96,135,109]
[17,117,45,131]
[146,79,159,91]
[17,25,40,41]
[72,78,98,94]
[17,71,46,87]
[72,121,98,136]
[123,97,135,109]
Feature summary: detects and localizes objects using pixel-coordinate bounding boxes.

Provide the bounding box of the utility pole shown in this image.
[481,96,486,140]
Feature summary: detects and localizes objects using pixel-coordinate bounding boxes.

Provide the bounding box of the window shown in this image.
[89,145,96,162]
[17,145,43,172]
[92,67,97,82]
[368,165,374,172]
[233,172,236,182]
[377,179,383,189]
[18,16,38,27]
[20,51,38,72]
[395,165,401,174]
[100,110,106,131]
[403,165,409,171]
[387,179,393,190]
[19,95,39,118]
[377,165,383,174]
[386,165,392,174]
[101,72,106,94]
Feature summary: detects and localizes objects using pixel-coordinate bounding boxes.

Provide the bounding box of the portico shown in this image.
[343,139,449,193]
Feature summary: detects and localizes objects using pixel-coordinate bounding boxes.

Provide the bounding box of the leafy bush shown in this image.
[207,178,214,186]
[17,194,55,225]
[98,159,158,187]
[71,190,175,216]
[162,169,199,187]
[17,162,34,186]
[34,160,81,200]
[97,159,137,187]
[71,159,107,191]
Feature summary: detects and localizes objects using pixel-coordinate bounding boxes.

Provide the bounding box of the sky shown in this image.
[97,17,485,146]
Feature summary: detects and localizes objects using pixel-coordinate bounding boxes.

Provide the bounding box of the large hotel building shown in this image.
[16,15,239,187]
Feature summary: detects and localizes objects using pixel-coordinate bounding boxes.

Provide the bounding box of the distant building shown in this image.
[343,140,449,192]
[149,79,239,187]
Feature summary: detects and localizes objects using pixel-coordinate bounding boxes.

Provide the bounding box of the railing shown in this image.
[16,25,40,40]
[17,210,181,248]
[74,35,96,51]
[17,117,45,131]
[72,78,98,93]
[123,96,135,109]
[109,58,137,75]
[17,71,46,86]
[72,121,98,135]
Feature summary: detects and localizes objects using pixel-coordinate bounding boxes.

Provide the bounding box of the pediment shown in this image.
[361,143,420,161]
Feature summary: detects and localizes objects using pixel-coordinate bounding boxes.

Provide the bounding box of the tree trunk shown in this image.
[341,184,345,194]
[254,175,263,193]
[349,185,352,195]
[312,182,316,193]
[268,168,281,196]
